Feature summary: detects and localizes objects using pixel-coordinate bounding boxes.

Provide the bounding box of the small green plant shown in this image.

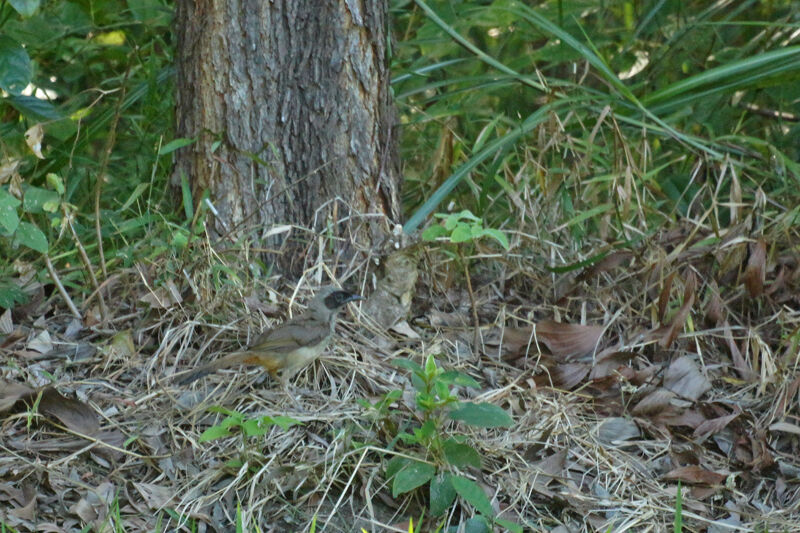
[421,209,508,250]
[0,171,66,280]
[235,501,244,533]
[198,406,301,470]
[674,481,683,532]
[0,176,51,256]
[362,355,518,533]
[421,209,509,350]
[199,406,301,443]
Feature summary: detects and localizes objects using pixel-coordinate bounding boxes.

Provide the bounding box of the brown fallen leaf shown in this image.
[497,321,606,362]
[531,449,567,490]
[704,285,724,326]
[632,388,677,416]
[742,238,767,298]
[389,320,421,339]
[589,351,637,380]
[0,481,36,522]
[657,270,677,323]
[716,238,748,287]
[597,417,640,445]
[6,429,124,466]
[745,432,774,471]
[577,250,634,281]
[772,374,800,419]
[140,279,183,310]
[68,481,115,525]
[769,421,800,436]
[659,270,696,349]
[25,124,45,159]
[688,485,719,502]
[428,309,470,328]
[663,355,711,401]
[243,291,282,316]
[27,329,53,353]
[0,383,123,460]
[0,328,25,351]
[694,412,740,439]
[0,308,12,334]
[663,465,726,485]
[485,327,535,361]
[765,263,786,297]
[0,482,26,506]
[0,157,21,182]
[0,382,35,412]
[8,484,36,521]
[722,321,756,381]
[37,387,100,436]
[660,409,707,429]
[537,362,589,390]
[656,225,692,248]
[521,321,605,361]
[134,482,177,510]
[102,329,136,361]
[361,249,419,329]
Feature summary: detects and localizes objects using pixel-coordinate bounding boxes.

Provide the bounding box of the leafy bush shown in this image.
[0,0,174,308]
[361,355,519,532]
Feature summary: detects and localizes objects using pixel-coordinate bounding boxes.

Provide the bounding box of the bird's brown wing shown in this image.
[248,315,329,351]
[175,315,331,384]
[173,325,301,384]
[240,316,328,368]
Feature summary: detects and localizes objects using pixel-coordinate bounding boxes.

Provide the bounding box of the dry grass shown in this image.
[2,152,800,533]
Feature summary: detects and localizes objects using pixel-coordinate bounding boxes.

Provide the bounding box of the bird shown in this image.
[175,286,362,388]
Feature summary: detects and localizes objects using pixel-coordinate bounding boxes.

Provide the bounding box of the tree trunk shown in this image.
[174,0,401,273]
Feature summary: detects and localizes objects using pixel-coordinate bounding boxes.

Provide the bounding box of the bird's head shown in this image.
[308,286,362,319]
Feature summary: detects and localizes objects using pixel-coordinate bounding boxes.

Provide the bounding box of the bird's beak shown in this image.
[345,293,364,303]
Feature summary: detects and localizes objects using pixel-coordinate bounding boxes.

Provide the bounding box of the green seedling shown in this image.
[363,355,519,532]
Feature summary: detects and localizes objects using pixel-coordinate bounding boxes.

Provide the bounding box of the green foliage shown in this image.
[0,0,174,309]
[449,402,513,428]
[0,278,27,308]
[199,406,302,443]
[394,0,800,238]
[0,175,69,255]
[362,355,517,531]
[674,481,683,532]
[421,209,509,250]
[196,406,303,479]
[235,501,244,533]
[0,35,32,94]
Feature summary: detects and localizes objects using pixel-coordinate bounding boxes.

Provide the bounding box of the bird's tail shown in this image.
[174,352,250,385]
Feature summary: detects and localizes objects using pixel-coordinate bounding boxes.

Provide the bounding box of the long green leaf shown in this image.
[643,47,800,107]
[413,0,547,93]
[392,58,467,84]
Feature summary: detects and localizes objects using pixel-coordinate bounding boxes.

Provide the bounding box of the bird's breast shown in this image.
[284,337,331,372]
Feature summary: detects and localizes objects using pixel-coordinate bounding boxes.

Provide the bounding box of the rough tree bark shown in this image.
[174,1,401,272]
